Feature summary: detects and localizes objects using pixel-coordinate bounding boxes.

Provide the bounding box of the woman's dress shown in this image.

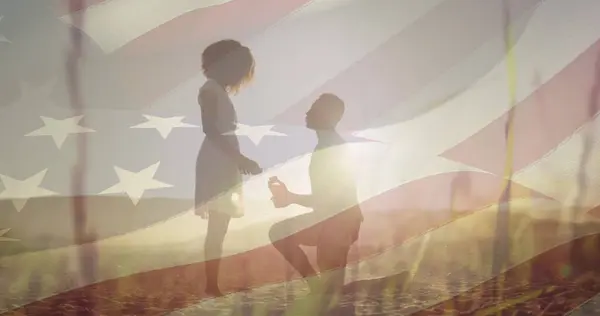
[195,80,244,218]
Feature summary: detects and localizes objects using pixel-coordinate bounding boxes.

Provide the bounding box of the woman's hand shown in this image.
[195,205,209,219]
[238,156,262,175]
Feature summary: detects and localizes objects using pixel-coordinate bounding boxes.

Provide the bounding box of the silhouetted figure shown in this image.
[195,39,261,297]
[268,94,363,301]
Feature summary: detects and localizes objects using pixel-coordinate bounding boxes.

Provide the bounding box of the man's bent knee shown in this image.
[268,223,284,244]
[317,244,351,271]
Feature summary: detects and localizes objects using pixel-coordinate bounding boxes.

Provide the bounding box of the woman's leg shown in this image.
[204,210,231,296]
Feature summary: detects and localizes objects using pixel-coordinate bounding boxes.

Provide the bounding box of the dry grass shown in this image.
[2,204,600,315]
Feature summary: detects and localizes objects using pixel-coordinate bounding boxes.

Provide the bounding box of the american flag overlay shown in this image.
[1,0,600,315]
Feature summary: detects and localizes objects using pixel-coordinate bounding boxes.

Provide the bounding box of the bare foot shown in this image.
[204,286,224,297]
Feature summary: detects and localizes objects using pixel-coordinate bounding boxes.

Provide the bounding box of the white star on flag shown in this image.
[0,169,56,212]
[225,123,287,145]
[0,228,18,242]
[100,162,173,205]
[25,115,96,148]
[0,16,10,44]
[130,115,197,139]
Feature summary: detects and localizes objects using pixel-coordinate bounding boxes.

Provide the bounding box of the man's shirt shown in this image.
[308,132,362,221]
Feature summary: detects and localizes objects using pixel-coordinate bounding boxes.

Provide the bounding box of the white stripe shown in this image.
[513,115,600,208]
[293,0,357,14]
[60,0,233,53]
[356,0,600,160]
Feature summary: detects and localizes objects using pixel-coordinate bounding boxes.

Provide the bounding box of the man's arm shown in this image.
[289,192,314,208]
[288,185,354,211]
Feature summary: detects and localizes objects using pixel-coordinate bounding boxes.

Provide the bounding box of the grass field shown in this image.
[2,201,600,315]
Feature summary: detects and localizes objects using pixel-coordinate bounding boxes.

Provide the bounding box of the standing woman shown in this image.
[195,39,261,296]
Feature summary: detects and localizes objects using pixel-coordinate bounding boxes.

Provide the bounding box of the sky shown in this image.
[0,0,599,211]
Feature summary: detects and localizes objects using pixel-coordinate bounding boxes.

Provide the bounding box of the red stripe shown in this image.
[4,172,546,315]
[270,0,541,130]
[359,171,549,213]
[80,0,311,110]
[442,39,600,175]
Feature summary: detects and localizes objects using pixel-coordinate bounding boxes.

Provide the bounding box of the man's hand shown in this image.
[269,177,292,208]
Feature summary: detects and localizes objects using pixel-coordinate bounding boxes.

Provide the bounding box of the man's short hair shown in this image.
[318,93,345,123]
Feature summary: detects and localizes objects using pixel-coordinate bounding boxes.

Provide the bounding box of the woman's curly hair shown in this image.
[202,39,255,94]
